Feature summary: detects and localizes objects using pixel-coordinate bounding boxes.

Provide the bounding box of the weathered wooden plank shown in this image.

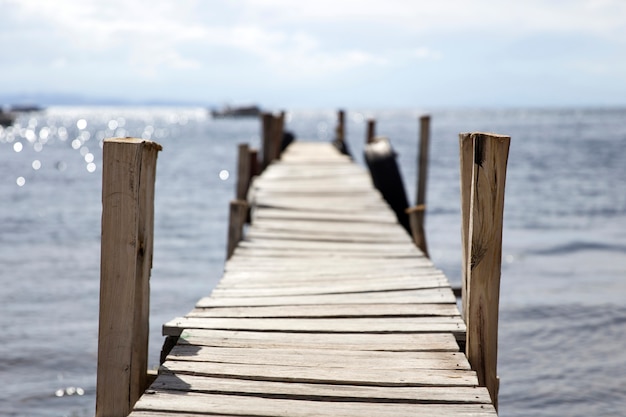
[217,275,444,290]
[166,346,471,370]
[175,329,461,352]
[196,288,456,308]
[218,269,445,284]
[251,217,407,234]
[212,277,448,296]
[245,229,411,244]
[163,316,466,336]
[237,239,421,253]
[224,255,435,270]
[187,303,461,318]
[160,359,479,387]
[252,208,398,224]
[131,391,497,417]
[147,374,493,404]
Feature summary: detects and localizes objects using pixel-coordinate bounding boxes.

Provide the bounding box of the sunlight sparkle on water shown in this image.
[13,142,23,152]
[32,160,41,170]
[87,163,96,173]
[76,119,87,130]
[84,153,94,163]
[16,177,25,186]
[219,170,229,180]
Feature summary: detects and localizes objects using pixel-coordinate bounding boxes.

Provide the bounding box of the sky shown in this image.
[1,0,625,108]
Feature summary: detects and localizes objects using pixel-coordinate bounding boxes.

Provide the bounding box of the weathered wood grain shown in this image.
[166,346,472,370]
[163,316,466,336]
[97,138,161,417]
[148,374,493,403]
[176,329,461,352]
[196,288,456,308]
[186,303,461,318]
[131,392,497,417]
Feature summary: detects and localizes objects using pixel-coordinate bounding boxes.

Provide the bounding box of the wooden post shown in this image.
[272,111,285,161]
[227,199,248,259]
[249,148,259,179]
[460,132,510,410]
[236,143,251,200]
[366,119,376,144]
[459,133,474,321]
[336,109,345,144]
[261,112,273,171]
[406,205,429,257]
[96,138,162,417]
[407,115,431,256]
[416,115,430,208]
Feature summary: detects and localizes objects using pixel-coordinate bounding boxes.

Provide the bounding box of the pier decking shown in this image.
[128,141,497,416]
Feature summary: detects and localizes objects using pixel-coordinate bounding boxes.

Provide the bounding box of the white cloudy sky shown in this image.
[1,0,625,107]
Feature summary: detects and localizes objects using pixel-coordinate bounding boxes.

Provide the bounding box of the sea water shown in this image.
[1,106,625,417]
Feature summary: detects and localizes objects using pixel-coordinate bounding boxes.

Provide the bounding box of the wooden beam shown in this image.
[460,132,510,410]
[96,138,161,417]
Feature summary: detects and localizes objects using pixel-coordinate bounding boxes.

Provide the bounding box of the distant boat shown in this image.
[9,104,45,113]
[210,105,262,118]
[0,110,15,127]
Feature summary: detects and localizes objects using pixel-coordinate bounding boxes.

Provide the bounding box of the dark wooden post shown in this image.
[459,132,510,410]
[407,115,431,256]
[249,148,259,179]
[336,109,345,144]
[227,199,248,259]
[272,111,285,161]
[236,143,251,201]
[366,119,376,144]
[261,112,274,171]
[97,138,162,417]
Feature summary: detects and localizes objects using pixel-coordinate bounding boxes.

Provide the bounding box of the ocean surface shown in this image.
[1,106,625,417]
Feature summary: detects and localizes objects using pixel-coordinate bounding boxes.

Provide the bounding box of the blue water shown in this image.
[1,107,625,417]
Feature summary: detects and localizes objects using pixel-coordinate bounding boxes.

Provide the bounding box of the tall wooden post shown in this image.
[459,134,474,321]
[236,143,251,201]
[416,115,430,208]
[459,132,510,410]
[407,115,431,257]
[366,119,376,144]
[97,138,162,417]
[227,199,248,259]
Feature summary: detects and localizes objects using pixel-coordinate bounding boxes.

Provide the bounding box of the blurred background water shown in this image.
[1,106,625,417]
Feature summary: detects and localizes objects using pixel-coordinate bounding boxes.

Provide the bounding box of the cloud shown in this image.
[2,0,625,105]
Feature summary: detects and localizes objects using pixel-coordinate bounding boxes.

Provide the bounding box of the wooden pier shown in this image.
[97,120,509,417]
